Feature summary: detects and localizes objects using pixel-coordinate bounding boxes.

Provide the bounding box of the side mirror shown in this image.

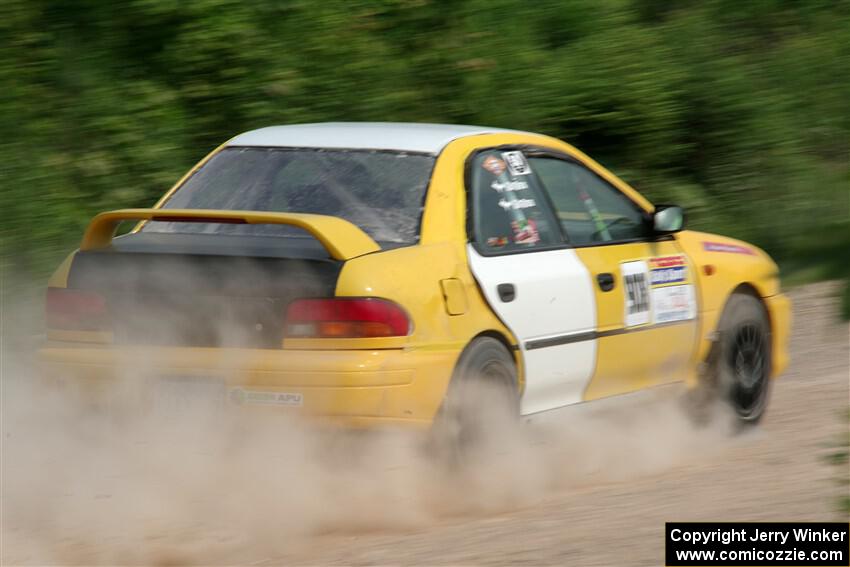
[653,205,685,234]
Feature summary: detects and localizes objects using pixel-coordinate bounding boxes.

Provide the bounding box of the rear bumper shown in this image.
[38,344,460,428]
[765,292,792,378]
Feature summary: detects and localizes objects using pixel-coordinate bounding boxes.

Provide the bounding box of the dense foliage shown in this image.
[2,0,848,309]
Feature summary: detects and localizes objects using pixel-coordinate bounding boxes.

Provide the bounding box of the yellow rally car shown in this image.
[41,123,791,432]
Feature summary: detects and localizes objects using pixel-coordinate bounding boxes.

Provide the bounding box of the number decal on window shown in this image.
[501,151,532,176]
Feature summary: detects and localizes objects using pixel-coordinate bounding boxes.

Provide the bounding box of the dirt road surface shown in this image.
[2,282,848,566]
[267,282,850,566]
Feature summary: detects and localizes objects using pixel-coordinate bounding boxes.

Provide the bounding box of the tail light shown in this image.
[285,298,411,339]
[46,287,110,331]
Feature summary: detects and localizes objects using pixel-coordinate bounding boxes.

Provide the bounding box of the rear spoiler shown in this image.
[80,208,381,261]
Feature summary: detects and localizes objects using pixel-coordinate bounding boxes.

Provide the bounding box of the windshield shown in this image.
[142,147,435,245]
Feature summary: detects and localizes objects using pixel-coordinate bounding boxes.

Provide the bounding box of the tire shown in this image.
[709,292,772,424]
[430,337,519,462]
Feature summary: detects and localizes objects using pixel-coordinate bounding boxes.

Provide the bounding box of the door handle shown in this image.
[596,272,615,292]
[497,283,516,302]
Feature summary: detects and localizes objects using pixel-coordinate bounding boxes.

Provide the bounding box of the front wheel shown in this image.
[710,292,772,424]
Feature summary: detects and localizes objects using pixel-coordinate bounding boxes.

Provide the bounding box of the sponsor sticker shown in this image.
[651,265,687,286]
[486,236,509,248]
[621,260,651,327]
[649,255,687,269]
[702,241,756,255]
[482,155,506,176]
[501,151,532,176]
[510,218,540,244]
[652,284,696,324]
[490,179,529,193]
[498,197,536,211]
[229,388,303,406]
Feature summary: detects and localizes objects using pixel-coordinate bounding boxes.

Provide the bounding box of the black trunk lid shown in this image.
[66,233,342,348]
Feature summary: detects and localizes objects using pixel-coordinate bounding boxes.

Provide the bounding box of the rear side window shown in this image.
[469,150,561,253]
[143,147,435,246]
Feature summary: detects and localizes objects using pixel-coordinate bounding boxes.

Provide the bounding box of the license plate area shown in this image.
[154,375,226,417]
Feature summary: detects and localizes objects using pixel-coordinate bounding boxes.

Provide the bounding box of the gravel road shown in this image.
[265,281,849,567]
[2,282,848,566]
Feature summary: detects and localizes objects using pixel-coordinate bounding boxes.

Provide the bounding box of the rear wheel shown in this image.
[430,337,519,462]
[704,292,772,424]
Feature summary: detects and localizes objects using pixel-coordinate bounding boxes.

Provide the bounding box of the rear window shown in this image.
[143,147,435,246]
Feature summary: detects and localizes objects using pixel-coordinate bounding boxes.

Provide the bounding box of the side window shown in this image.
[470,150,561,253]
[530,157,651,245]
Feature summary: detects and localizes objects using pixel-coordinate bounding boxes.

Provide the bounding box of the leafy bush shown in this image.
[822,411,850,516]
[2,0,848,306]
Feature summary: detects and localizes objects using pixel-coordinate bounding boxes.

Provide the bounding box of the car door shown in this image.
[527,152,699,401]
[465,149,598,415]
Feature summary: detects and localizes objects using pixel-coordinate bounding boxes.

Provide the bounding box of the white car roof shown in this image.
[226,122,528,154]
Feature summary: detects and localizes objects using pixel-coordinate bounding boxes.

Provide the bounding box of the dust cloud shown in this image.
[1,278,743,566]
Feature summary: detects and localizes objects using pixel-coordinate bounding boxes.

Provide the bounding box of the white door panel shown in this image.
[467,245,597,414]
[521,343,598,413]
